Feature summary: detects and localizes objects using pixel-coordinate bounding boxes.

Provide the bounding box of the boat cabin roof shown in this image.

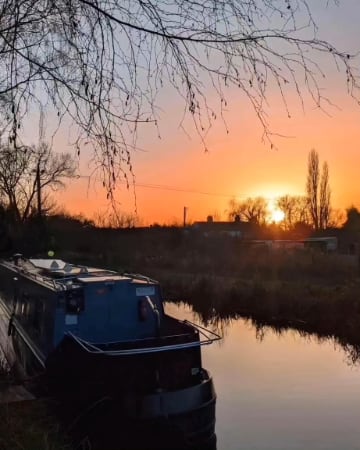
[4,257,157,291]
[30,259,69,270]
[29,258,116,277]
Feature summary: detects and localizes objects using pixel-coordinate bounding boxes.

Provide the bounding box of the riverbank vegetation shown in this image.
[0,216,360,449]
[0,399,69,450]
[145,245,360,351]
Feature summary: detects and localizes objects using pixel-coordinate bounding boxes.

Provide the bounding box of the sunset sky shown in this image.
[40,2,360,225]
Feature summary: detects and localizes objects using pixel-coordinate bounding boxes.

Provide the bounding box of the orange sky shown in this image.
[41,2,360,224]
[55,89,360,225]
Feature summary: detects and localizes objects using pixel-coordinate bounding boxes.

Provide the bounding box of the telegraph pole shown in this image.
[183,206,188,227]
[36,161,42,219]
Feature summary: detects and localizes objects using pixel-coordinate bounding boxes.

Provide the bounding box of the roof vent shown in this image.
[50,260,59,270]
[64,263,72,273]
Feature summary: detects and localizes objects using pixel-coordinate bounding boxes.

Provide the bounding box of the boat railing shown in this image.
[123,272,158,284]
[1,260,83,291]
[20,268,69,291]
[182,319,222,342]
[1,260,60,290]
[66,323,221,356]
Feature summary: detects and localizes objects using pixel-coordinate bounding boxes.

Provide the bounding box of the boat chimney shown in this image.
[13,254,22,266]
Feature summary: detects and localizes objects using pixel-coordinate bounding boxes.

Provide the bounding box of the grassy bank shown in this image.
[0,359,69,450]
[0,399,69,450]
[148,270,360,356]
[137,242,360,349]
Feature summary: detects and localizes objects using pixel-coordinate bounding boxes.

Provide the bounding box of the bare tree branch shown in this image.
[0,0,358,196]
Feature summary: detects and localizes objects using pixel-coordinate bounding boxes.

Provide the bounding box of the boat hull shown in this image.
[0,256,219,448]
[0,299,45,379]
[55,376,216,450]
[0,303,217,448]
[0,300,23,375]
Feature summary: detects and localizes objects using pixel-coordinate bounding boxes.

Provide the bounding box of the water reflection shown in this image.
[168,299,360,367]
[3,298,360,450]
[165,301,360,450]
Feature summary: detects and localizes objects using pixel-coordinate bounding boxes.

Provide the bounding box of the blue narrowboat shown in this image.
[0,254,220,447]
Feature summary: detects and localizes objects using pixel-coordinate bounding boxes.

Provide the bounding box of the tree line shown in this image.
[227,149,343,231]
[0,144,357,236]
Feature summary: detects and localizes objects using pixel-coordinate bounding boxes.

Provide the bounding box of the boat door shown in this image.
[63,289,84,334]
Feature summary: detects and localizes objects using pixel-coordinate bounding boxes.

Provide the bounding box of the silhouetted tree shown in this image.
[319,161,331,229]
[343,206,360,232]
[306,149,320,230]
[306,150,332,230]
[228,197,268,225]
[0,203,12,251]
[0,143,77,222]
[276,195,295,230]
[93,207,139,228]
[0,1,359,192]
[327,208,345,228]
[276,195,310,230]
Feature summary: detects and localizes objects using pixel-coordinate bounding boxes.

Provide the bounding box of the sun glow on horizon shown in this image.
[267,198,285,224]
[270,209,285,223]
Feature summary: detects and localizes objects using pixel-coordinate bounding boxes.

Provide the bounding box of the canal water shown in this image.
[1,302,359,449]
[165,302,360,450]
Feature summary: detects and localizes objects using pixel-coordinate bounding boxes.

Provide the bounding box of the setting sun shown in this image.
[270,209,285,223]
[267,198,285,224]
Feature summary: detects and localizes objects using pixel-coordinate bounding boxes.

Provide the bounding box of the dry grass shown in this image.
[0,400,70,450]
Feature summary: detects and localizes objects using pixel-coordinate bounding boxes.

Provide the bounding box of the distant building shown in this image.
[301,236,338,252]
[248,237,338,252]
[191,216,256,239]
[191,216,338,252]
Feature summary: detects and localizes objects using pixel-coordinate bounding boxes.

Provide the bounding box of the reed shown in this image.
[157,272,360,348]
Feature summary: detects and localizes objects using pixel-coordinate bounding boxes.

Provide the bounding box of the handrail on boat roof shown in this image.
[122,272,158,284]
[66,323,221,356]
